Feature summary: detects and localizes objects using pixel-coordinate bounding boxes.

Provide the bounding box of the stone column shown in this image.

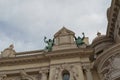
[83,65,93,80]
[39,70,48,80]
[85,68,93,80]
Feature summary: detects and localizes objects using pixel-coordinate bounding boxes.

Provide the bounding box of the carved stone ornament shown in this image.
[100,53,120,80]
[20,70,33,80]
[1,44,16,58]
[0,74,7,80]
[39,69,49,80]
[52,64,80,80]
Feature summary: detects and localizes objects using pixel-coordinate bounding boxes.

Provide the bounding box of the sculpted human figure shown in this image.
[44,36,54,51]
[74,33,85,47]
[1,44,16,58]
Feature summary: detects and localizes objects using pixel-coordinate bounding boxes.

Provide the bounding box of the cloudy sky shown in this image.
[0,0,111,52]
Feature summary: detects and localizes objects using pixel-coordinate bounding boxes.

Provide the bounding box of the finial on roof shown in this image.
[62,26,67,29]
[63,26,65,28]
[97,32,101,37]
[9,44,14,49]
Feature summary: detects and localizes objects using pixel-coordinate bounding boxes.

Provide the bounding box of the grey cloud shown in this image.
[0,0,111,52]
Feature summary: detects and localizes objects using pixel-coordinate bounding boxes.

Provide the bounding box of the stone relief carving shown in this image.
[39,69,49,80]
[100,53,120,80]
[0,74,7,80]
[112,54,120,69]
[20,70,33,80]
[54,67,60,80]
[0,69,49,80]
[52,64,80,80]
[0,74,22,80]
[1,44,16,58]
[101,57,115,80]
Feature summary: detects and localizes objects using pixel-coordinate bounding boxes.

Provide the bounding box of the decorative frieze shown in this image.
[50,63,82,80]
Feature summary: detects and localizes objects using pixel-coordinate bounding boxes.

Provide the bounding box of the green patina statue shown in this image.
[75,32,85,47]
[44,36,54,52]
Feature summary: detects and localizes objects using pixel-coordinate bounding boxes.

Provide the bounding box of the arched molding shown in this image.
[62,70,70,80]
[94,44,120,80]
[95,43,120,71]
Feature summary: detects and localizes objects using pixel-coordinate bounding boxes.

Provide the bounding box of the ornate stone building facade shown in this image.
[0,0,120,80]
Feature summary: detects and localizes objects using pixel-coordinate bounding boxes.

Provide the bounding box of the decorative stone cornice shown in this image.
[45,48,93,59]
[16,50,44,57]
[0,66,50,75]
[0,47,93,67]
[107,0,120,39]
[0,53,49,67]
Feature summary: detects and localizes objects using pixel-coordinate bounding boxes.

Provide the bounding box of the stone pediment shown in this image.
[54,27,75,38]
[53,27,77,50]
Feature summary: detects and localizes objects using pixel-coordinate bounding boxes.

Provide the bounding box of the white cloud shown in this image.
[0,0,111,52]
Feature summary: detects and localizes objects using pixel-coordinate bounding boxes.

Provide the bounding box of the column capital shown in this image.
[82,63,92,71]
[39,69,49,74]
[39,70,48,80]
